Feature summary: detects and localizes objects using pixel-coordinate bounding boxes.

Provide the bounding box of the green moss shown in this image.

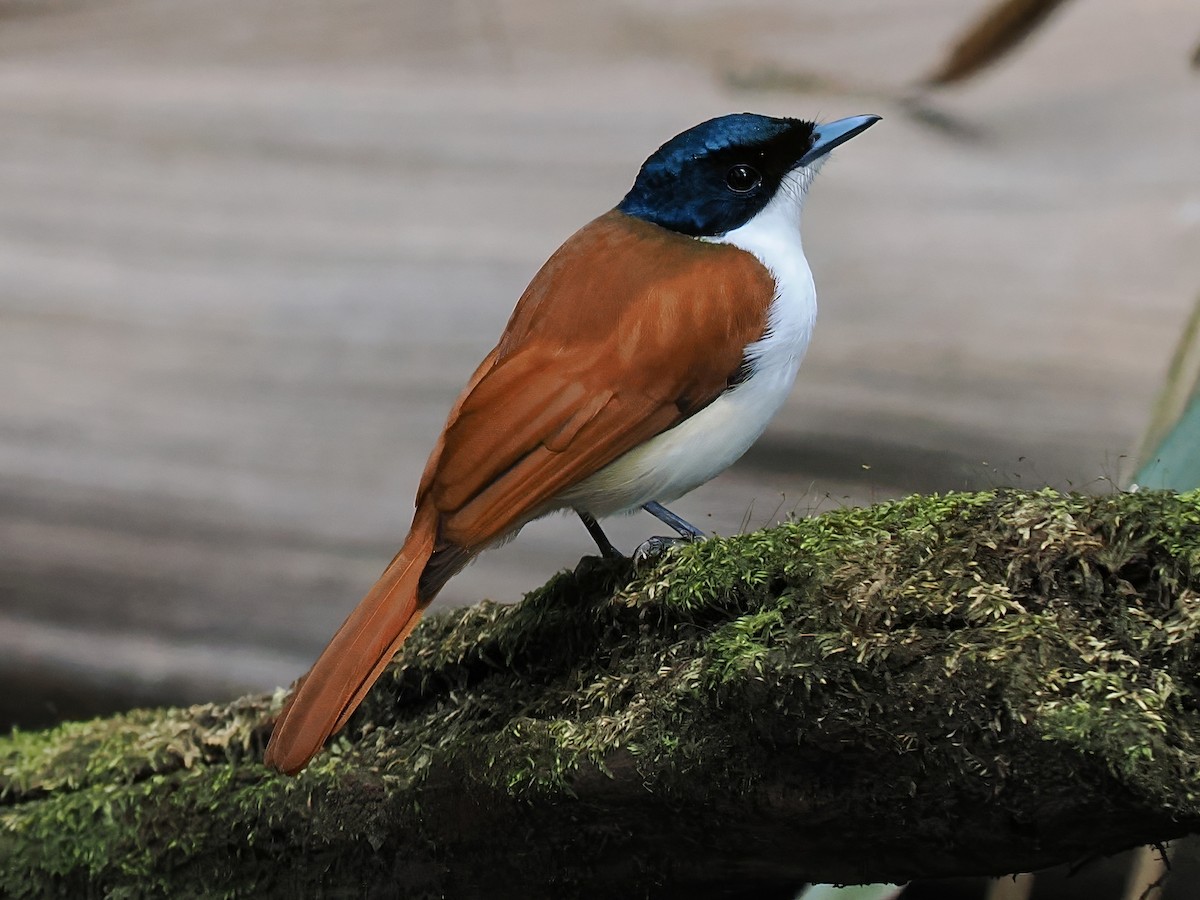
[3,489,1200,896]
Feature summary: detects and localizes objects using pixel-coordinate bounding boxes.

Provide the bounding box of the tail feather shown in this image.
[264,507,439,774]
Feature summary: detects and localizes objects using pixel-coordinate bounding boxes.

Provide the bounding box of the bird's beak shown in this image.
[796,114,881,167]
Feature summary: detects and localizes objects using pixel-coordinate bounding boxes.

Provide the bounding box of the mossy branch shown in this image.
[4,489,1200,898]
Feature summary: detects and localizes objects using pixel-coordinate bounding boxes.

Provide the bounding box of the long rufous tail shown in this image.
[264,506,439,774]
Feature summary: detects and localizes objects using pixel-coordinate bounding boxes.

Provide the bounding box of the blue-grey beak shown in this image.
[796,114,881,167]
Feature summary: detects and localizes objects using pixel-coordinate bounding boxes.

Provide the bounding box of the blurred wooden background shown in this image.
[0,0,1197,732]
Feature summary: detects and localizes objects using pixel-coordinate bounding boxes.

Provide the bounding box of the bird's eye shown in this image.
[725,164,761,193]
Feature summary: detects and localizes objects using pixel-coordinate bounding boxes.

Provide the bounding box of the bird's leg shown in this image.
[635,501,707,561]
[642,501,706,539]
[577,511,623,559]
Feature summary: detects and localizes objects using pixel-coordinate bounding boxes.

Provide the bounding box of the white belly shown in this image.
[561,168,819,517]
[560,358,805,516]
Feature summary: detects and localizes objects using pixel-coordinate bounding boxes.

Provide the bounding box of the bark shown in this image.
[3,489,1200,899]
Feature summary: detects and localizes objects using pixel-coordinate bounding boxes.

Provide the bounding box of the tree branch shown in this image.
[3,489,1200,898]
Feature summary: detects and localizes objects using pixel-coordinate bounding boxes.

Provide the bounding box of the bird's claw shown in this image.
[633,535,696,564]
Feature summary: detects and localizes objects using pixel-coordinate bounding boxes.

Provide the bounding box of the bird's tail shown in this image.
[264,506,439,774]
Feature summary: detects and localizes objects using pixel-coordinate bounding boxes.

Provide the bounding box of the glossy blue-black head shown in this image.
[618,112,879,238]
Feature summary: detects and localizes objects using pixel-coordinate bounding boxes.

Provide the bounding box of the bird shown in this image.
[264,111,880,774]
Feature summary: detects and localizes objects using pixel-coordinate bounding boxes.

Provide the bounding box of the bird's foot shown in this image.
[632,501,710,563]
[633,534,696,563]
[579,504,709,564]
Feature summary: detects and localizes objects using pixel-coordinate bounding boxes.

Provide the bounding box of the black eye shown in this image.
[725,164,761,193]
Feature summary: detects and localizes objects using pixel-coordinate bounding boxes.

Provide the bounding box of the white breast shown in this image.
[562,169,818,517]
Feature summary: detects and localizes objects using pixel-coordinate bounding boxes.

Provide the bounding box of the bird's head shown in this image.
[618,113,879,238]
